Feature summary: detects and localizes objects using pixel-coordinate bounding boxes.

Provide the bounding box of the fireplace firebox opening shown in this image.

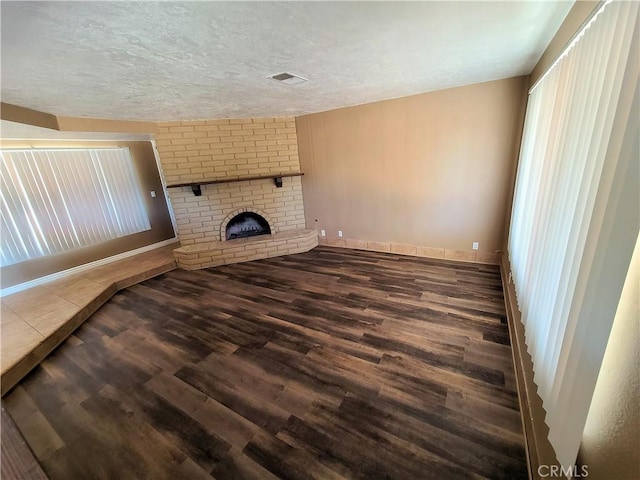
[225,212,271,240]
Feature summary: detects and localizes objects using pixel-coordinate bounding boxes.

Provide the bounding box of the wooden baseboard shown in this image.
[500,253,561,480]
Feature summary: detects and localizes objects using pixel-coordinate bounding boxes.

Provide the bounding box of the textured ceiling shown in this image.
[1,1,573,121]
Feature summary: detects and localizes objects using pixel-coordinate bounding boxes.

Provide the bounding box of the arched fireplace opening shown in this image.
[225,212,271,240]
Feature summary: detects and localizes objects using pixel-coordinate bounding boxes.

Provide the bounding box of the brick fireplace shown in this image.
[155,117,317,269]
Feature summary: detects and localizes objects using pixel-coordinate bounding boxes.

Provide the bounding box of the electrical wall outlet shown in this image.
[150,190,156,198]
[320,229,326,237]
[472,242,479,250]
[338,230,343,238]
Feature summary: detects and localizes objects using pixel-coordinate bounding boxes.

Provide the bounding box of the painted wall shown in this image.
[1,102,158,134]
[0,140,176,289]
[296,77,528,261]
[578,233,640,479]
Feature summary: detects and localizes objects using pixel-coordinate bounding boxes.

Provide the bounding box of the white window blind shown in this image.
[508,0,639,468]
[0,147,151,266]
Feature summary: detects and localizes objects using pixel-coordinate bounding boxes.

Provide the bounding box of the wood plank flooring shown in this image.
[0,405,48,480]
[3,246,527,479]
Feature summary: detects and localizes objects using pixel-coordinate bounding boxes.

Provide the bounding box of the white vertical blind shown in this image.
[508,0,639,468]
[0,147,151,266]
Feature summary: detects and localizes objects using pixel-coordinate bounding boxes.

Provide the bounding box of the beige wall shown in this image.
[578,233,640,479]
[1,102,158,133]
[155,118,305,246]
[0,140,176,289]
[296,77,528,260]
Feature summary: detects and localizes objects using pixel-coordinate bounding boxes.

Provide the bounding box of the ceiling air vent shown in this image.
[268,72,308,85]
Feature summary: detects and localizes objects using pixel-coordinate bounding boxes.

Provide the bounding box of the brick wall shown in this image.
[155,117,305,245]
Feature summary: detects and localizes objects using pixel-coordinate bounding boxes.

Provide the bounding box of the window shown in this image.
[0,147,151,266]
[508,0,638,468]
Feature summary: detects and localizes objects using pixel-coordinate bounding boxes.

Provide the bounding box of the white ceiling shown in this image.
[1,1,573,122]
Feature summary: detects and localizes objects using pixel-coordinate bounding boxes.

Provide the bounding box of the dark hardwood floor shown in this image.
[3,246,527,479]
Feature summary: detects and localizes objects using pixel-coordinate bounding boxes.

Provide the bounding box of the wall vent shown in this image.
[268,72,308,85]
